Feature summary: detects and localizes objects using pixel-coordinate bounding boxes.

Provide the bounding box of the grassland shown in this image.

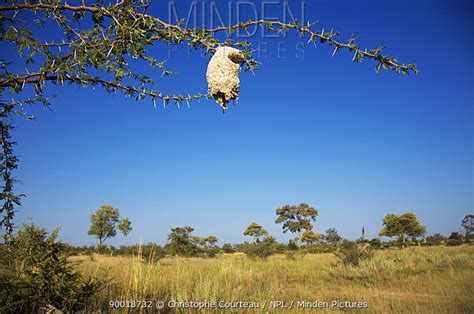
[72,245,474,313]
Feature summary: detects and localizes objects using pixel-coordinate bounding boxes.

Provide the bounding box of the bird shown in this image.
[206,46,245,111]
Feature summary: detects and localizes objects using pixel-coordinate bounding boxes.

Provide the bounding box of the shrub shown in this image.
[425,233,446,246]
[287,239,298,251]
[242,239,276,259]
[140,243,165,261]
[222,243,235,253]
[0,222,100,313]
[204,246,220,258]
[336,240,375,266]
[447,238,463,246]
[370,238,383,248]
[304,244,336,254]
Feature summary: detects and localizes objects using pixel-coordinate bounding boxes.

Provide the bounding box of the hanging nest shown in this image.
[206,46,245,111]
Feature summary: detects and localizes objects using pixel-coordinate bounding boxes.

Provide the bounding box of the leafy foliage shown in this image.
[222,243,235,253]
[369,237,383,248]
[241,237,278,259]
[300,229,321,245]
[275,203,318,244]
[379,212,426,244]
[336,240,375,266]
[166,226,197,257]
[243,222,268,243]
[0,120,25,239]
[0,222,100,313]
[166,226,218,257]
[324,228,342,246]
[461,214,473,237]
[117,217,132,236]
[87,205,132,246]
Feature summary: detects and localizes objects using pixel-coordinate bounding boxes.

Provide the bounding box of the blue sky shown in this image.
[5,0,473,246]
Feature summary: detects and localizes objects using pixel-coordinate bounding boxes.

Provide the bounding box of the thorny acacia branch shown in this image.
[0,0,418,236]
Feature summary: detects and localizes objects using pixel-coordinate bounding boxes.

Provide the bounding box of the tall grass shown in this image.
[72,246,474,312]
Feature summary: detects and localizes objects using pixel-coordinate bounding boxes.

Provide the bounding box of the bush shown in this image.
[425,233,446,246]
[287,239,298,251]
[204,246,220,258]
[0,222,100,313]
[140,243,166,261]
[336,240,375,266]
[242,239,276,259]
[304,244,336,254]
[447,238,463,246]
[222,243,235,253]
[370,238,383,248]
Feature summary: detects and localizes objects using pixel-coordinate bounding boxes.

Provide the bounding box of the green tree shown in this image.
[202,235,218,248]
[379,212,426,244]
[336,240,374,266]
[87,205,132,246]
[222,243,235,253]
[300,229,321,246]
[0,0,417,236]
[167,226,197,256]
[324,228,342,246]
[461,214,473,237]
[201,235,219,257]
[117,217,132,236]
[275,203,318,244]
[243,222,268,243]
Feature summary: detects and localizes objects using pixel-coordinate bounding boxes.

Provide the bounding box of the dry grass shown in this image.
[72,246,474,313]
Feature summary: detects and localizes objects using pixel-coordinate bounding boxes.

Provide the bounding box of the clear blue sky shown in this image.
[7,0,473,246]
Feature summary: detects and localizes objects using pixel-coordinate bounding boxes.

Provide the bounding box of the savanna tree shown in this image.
[202,235,218,248]
[0,0,417,236]
[379,212,426,244]
[87,205,132,246]
[167,225,197,256]
[300,229,321,246]
[461,214,473,238]
[275,203,318,244]
[243,222,268,243]
[324,228,342,246]
[199,235,219,257]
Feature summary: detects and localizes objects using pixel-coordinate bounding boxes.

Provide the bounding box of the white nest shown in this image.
[206,46,245,110]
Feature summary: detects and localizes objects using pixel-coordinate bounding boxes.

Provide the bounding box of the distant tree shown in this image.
[202,235,218,248]
[117,218,132,236]
[243,222,268,243]
[324,228,342,246]
[379,212,426,245]
[222,243,235,254]
[140,242,165,261]
[191,235,203,248]
[242,236,277,259]
[193,235,219,257]
[275,203,318,244]
[87,205,132,246]
[447,232,463,246]
[300,229,321,246]
[461,214,473,237]
[287,239,299,251]
[449,232,463,240]
[336,240,374,266]
[167,226,197,257]
[425,233,446,246]
[369,237,383,248]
